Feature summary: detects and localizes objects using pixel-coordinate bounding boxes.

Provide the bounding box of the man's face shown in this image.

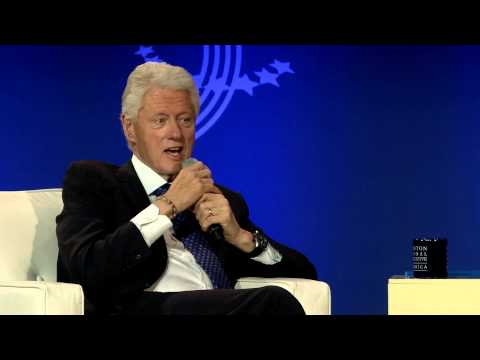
[123,87,196,178]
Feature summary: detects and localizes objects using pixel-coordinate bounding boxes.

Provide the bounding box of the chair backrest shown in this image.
[0,189,62,282]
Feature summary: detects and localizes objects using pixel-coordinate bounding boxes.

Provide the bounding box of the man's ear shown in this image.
[121,114,136,144]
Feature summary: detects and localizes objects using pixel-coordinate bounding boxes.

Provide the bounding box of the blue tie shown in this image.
[151,184,232,289]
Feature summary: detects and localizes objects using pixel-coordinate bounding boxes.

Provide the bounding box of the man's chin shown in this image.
[158,166,181,181]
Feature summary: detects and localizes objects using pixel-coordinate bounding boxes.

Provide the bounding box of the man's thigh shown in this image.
[122,286,304,315]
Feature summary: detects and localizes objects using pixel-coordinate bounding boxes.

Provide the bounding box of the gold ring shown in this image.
[208,208,214,217]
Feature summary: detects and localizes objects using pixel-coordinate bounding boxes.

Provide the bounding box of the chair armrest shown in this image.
[0,280,84,315]
[234,277,331,315]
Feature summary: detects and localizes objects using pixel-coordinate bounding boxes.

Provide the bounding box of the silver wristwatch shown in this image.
[248,230,269,258]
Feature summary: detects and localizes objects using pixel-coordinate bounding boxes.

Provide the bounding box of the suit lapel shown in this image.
[117,160,151,216]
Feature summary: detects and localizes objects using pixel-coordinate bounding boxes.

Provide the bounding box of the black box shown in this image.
[412,237,448,278]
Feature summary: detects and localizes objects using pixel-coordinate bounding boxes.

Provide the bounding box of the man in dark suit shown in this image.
[56,62,317,315]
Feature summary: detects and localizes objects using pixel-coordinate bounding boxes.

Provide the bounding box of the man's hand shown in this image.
[193,192,255,253]
[158,161,220,213]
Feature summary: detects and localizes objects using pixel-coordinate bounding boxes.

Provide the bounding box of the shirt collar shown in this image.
[131,154,169,196]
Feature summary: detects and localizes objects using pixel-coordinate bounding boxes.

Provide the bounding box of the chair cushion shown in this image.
[0,189,62,281]
[0,280,84,315]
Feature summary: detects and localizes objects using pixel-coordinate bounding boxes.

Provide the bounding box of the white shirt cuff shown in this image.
[130,204,173,247]
[251,243,282,265]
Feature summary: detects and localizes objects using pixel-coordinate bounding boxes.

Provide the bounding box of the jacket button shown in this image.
[135,254,142,260]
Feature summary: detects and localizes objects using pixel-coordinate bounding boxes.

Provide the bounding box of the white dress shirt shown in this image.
[129,155,282,292]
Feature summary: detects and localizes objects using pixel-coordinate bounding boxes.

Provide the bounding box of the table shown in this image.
[388,273,480,314]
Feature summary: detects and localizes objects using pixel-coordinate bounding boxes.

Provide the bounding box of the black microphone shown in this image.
[182,157,224,242]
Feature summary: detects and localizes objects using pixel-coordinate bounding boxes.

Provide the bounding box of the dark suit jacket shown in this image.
[56,160,317,314]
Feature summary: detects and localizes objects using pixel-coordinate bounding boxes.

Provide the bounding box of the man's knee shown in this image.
[257,286,305,315]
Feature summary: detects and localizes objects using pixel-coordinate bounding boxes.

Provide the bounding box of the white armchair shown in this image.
[0,189,330,315]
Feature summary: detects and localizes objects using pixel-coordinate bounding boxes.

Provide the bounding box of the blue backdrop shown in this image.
[2,44,480,314]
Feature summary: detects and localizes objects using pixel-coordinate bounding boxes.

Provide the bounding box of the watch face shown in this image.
[256,231,268,249]
[248,230,268,258]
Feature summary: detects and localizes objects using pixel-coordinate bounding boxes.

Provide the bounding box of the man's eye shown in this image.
[179,118,194,127]
[152,118,167,127]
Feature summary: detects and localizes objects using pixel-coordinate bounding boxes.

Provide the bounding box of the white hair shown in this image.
[121,61,200,121]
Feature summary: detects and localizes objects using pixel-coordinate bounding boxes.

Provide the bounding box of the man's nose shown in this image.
[165,119,183,139]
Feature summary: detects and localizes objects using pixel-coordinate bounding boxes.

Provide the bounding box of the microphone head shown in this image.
[209,223,224,242]
[182,157,198,168]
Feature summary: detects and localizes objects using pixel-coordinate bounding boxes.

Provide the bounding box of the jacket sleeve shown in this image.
[220,187,318,282]
[56,161,166,309]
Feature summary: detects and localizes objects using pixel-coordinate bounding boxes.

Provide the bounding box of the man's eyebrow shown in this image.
[149,111,194,118]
